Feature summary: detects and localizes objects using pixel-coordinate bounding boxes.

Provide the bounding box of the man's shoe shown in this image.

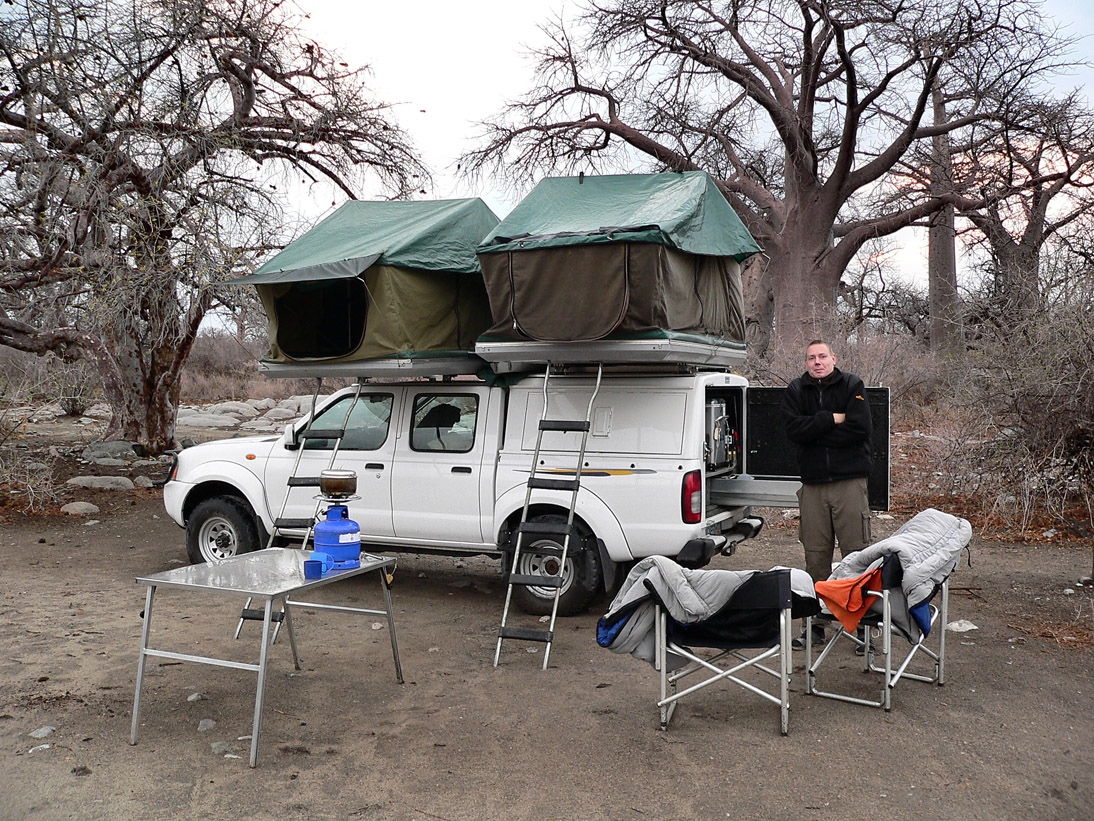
[854,627,867,655]
[791,625,826,650]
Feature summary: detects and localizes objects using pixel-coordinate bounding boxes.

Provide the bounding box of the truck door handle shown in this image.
[365,463,385,470]
[451,466,472,474]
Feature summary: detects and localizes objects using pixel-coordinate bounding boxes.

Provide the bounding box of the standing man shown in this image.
[781,340,873,643]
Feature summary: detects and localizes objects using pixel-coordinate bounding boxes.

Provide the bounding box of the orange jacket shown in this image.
[814,568,882,633]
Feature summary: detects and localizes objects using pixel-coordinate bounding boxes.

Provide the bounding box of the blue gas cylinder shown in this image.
[314,505,361,569]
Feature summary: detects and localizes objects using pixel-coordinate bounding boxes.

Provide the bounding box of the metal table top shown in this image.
[136,548,395,598]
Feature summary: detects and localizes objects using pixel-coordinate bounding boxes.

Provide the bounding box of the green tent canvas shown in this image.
[477,172,760,346]
[230,199,499,364]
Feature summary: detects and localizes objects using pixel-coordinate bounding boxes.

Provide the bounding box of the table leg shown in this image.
[249,598,274,768]
[380,572,403,684]
[130,585,156,745]
[282,600,301,670]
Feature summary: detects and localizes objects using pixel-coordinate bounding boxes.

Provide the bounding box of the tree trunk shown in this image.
[995,242,1042,315]
[92,272,207,455]
[742,255,774,359]
[929,80,962,356]
[767,215,843,349]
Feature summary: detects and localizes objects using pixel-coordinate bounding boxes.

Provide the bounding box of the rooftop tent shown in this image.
[476,172,760,351]
[229,199,499,365]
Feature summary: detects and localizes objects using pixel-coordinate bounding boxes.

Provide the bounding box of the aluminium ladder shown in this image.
[493,363,603,670]
[234,378,365,640]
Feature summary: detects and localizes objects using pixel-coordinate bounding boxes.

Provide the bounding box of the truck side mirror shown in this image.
[283,423,300,450]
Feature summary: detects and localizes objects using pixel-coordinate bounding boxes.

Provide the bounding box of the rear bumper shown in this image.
[675,515,765,567]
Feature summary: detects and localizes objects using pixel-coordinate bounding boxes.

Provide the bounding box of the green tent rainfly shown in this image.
[477,171,760,346]
[229,199,499,364]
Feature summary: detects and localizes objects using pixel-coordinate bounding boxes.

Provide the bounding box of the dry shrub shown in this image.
[746,329,940,429]
[179,332,355,401]
[0,451,60,513]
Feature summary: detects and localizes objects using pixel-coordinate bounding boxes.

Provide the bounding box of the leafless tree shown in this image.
[0,0,427,453]
[961,95,1094,317]
[463,0,1074,355]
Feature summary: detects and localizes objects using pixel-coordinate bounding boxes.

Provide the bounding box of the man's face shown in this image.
[806,344,836,379]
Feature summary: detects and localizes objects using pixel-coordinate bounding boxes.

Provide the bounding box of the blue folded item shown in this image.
[597,610,631,647]
[910,600,932,636]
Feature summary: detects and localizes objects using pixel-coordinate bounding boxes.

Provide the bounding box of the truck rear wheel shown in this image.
[186,497,261,564]
[511,514,601,616]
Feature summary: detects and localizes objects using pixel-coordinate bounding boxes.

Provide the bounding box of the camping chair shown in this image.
[805,553,953,711]
[655,568,820,735]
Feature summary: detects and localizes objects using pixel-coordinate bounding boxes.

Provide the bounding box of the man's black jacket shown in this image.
[780,367,872,485]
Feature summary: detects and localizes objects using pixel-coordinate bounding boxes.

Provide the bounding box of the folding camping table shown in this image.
[129,548,402,767]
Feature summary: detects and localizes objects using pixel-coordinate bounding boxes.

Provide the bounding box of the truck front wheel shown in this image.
[186,497,261,564]
[511,514,602,616]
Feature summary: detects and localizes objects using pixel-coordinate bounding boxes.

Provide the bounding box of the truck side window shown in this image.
[411,394,477,453]
[303,394,393,451]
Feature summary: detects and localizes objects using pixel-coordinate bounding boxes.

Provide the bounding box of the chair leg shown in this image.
[938,578,949,686]
[780,609,790,736]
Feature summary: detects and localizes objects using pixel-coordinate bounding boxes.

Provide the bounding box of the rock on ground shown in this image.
[65,476,135,490]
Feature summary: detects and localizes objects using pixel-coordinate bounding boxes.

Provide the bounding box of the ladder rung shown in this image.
[274,517,313,529]
[539,419,590,432]
[286,476,322,487]
[299,428,345,440]
[517,521,572,536]
[509,573,563,589]
[498,626,553,642]
[240,609,284,623]
[528,476,579,492]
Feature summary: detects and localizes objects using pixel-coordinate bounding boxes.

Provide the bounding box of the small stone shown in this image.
[28,744,50,754]
[29,726,55,739]
[61,502,100,516]
[71,766,91,777]
[187,692,207,702]
[1063,588,1075,596]
[134,476,154,488]
[370,622,384,630]
[210,741,235,755]
[198,718,216,732]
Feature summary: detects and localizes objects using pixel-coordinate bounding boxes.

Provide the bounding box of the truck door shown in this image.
[742,386,890,510]
[390,386,490,543]
[263,390,398,538]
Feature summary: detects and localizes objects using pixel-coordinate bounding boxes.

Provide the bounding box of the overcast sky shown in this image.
[295,0,1094,281]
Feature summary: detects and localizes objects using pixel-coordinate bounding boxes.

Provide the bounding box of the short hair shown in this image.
[807,339,830,350]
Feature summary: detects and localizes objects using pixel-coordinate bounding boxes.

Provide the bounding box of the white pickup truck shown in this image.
[163,370,888,614]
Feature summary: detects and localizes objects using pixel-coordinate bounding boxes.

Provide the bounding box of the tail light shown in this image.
[681,469,702,523]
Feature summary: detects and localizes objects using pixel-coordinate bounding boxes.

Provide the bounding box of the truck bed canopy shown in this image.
[476,172,760,347]
[228,199,498,364]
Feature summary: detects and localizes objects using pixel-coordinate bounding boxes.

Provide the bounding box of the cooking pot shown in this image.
[319,469,357,497]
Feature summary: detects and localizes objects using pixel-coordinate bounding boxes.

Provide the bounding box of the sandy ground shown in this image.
[0,475,1091,821]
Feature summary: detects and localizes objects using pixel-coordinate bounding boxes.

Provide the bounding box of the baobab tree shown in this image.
[464,0,1074,354]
